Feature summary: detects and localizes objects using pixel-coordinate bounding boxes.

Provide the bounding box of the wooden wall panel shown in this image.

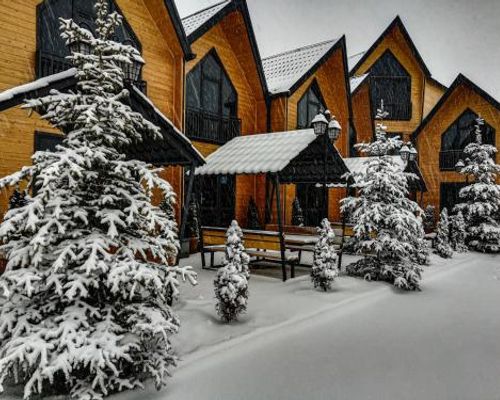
[352,81,374,148]
[416,83,500,212]
[353,24,426,137]
[0,0,186,216]
[423,79,446,118]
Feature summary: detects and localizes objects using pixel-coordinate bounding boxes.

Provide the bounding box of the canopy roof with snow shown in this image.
[195,129,349,184]
[262,38,343,95]
[343,156,427,192]
[0,70,205,167]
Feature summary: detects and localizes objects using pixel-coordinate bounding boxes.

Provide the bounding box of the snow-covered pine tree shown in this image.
[186,200,200,239]
[423,204,436,233]
[246,197,261,230]
[311,218,339,291]
[434,208,453,258]
[450,211,468,252]
[292,197,304,227]
[341,101,425,291]
[0,2,196,398]
[8,188,28,210]
[214,220,249,322]
[455,117,500,253]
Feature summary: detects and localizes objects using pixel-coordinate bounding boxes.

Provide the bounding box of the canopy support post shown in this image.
[177,164,195,265]
[273,173,288,281]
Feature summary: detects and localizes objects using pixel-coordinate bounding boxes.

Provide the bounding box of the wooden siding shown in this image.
[423,78,446,118]
[352,24,426,138]
[186,9,267,226]
[415,83,500,212]
[352,80,374,147]
[0,0,186,216]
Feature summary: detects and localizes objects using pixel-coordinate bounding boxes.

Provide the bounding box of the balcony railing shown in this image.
[440,150,464,171]
[36,51,147,94]
[185,107,241,145]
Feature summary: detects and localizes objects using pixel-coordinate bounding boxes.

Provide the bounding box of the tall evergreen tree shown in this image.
[434,208,453,258]
[341,102,425,291]
[423,204,436,233]
[311,219,338,291]
[214,220,249,322]
[455,117,500,253]
[8,188,28,210]
[0,2,196,398]
[450,211,468,252]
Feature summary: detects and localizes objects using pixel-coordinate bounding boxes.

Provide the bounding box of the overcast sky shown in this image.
[175,0,500,99]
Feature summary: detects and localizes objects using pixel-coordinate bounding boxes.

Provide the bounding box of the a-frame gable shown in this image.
[412,74,500,141]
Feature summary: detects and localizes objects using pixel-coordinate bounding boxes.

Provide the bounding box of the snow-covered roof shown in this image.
[262,39,341,95]
[181,0,231,37]
[344,156,406,177]
[350,73,369,94]
[195,129,320,175]
[0,68,76,104]
[348,52,365,73]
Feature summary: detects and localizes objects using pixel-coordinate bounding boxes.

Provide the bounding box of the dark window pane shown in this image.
[202,80,220,114]
[186,66,201,109]
[202,54,220,81]
[222,75,237,117]
[297,95,309,129]
[297,82,326,129]
[441,109,495,151]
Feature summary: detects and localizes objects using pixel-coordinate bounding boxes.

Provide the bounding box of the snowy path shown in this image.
[162,254,500,400]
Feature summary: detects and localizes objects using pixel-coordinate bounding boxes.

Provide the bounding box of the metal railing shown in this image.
[185,107,241,145]
[439,150,465,171]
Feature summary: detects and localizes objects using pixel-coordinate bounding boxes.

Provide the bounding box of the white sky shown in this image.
[175,0,500,100]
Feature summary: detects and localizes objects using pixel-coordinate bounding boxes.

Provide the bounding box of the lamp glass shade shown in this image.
[311,113,328,135]
[123,56,144,81]
[400,145,410,161]
[409,147,418,161]
[327,118,341,141]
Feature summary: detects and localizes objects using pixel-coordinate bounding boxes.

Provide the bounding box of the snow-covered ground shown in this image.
[143,252,500,400]
[3,252,499,400]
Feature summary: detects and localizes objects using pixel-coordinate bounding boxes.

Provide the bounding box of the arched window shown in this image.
[439,109,495,170]
[36,0,141,78]
[369,51,411,120]
[297,81,326,129]
[185,50,239,144]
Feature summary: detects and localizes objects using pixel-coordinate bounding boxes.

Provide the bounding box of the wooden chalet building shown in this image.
[412,74,500,213]
[180,0,269,228]
[349,16,447,144]
[262,38,353,226]
[0,0,204,220]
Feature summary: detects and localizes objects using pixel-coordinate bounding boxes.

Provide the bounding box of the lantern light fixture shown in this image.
[311,112,328,136]
[400,144,410,162]
[327,117,342,142]
[455,159,465,173]
[409,145,418,161]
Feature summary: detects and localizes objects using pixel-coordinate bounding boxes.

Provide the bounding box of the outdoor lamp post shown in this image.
[400,144,410,162]
[409,145,418,162]
[123,54,144,82]
[312,111,342,223]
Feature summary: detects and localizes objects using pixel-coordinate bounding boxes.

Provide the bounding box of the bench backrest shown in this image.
[202,226,282,251]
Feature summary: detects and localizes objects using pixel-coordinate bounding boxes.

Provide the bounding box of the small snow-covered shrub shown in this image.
[423,204,436,233]
[435,208,453,258]
[214,220,250,322]
[450,211,468,252]
[311,219,339,291]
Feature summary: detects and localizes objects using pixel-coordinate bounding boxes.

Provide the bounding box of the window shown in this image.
[186,51,237,118]
[369,51,411,120]
[297,81,326,129]
[196,175,235,227]
[440,182,468,213]
[440,110,495,170]
[34,132,63,152]
[37,0,141,78]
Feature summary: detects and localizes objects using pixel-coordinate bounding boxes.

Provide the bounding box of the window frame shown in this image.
[296,80,327,129]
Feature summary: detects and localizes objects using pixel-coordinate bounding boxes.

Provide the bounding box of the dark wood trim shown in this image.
[163,0,195,60]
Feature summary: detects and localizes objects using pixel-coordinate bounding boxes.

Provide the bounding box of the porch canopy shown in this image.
[195,129,350,281]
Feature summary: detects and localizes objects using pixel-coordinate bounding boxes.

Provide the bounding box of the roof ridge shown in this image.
[181,0,230,21]
[262,38,339,61]
[348,51,366,59]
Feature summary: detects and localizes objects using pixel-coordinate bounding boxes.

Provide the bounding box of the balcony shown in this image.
[36,51,147,94]
[185,107,241,145]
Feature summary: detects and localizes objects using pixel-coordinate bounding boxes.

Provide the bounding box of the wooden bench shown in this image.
[200,226,299,278]
[285,229,344,266]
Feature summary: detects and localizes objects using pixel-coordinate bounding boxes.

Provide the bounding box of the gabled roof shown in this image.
[348,52,365,73]
[182,0,231,37]
[350,16,432,78]
[163,0,195,59]
[195,129,349,184]
[262,38,343,95]
[0,71,205,166]
[350,73,369,95]
[412,74,500,142]
[181,0,268,99]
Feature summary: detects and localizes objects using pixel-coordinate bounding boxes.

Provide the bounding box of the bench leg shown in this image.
[297,250,302,264]
[210,252,215,268]
[201,251,206,269]
[291,262,296,279]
